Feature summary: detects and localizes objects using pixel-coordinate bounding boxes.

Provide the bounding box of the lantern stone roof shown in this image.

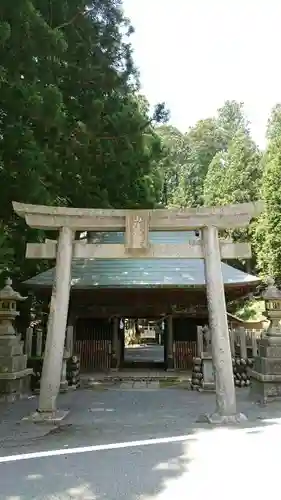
[0,278,27,301]
[262,278,281,300]
[23,231,260,290]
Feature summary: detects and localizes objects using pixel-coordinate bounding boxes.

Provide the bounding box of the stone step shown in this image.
[80,372,191,389]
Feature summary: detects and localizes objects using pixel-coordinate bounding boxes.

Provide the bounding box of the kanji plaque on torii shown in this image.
[13,200,263,423]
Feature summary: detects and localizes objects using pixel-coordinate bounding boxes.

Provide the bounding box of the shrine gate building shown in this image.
[24,229,260,372]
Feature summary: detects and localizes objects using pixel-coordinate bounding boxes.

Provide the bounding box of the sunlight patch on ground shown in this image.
[67,484,97,499]
[26,474,43,481]
[143,421,281,500]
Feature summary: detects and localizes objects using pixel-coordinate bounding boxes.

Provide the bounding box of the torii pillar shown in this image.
[201,226,246,423]
[37,227,73,419]
[30,226,73,422]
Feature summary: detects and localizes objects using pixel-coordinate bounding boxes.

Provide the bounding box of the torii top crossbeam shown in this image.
[13,201,264,231]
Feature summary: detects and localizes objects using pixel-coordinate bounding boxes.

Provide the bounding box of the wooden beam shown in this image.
[26,240,252,260]
[73,303,209,317]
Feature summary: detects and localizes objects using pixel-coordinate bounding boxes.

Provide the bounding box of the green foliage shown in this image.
[203,130,261,206]
[155,125,187,206]
[234,299,265,322]
[177,101,252,208]
[156,100,262,275]
[176,118,222,207]
[0,0,166,281]
[156,118,222,208]
[157,100,256,209]
[255,102,281,285]
[0,224,14,276]
[203,128,262,272]
[216,100,249,146]
[266,104,281,141]
[254,131,281,281]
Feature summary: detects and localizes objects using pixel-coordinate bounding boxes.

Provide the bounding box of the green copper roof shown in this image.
[24,231,260,289]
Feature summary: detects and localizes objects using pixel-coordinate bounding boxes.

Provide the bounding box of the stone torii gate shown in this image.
[13,201,263,423]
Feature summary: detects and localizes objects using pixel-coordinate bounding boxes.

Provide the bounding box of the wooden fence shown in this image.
[23,324,112,372]
[23,325,74,359]
[74,339,111,372]
[229,328,264,358]
[196,325,264,361]
[173,341,197,370]
[24,326,45,358]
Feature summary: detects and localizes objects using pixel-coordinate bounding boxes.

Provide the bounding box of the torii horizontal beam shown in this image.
[13,201,264,230]
[26,239,252,260]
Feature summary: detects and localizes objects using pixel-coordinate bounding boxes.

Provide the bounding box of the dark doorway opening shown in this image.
[119,317,167,370]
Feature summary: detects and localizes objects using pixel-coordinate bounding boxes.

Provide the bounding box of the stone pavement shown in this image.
[0,387,281,499]
[0,395,57,450]
[0,386,281,452]
[125,344,164,363]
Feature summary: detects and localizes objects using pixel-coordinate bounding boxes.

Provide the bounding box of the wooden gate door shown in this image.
[74,318,112,372]
[173,318,197,370]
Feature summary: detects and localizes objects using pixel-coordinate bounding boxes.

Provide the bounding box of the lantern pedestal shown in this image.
[0,279,32,402]
[0,335,32,402]
[201,354,215,391]
[250,279,281,404]
[250,334,281,404]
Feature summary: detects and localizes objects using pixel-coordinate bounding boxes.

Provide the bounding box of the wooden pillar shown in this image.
[238,327,247,360]
[25,327,33,358]
[251,332,258,357]
[38,226,73,414]
[60,348,69,392]
[167,315,174,370]
[112,317,119,370]
[66,325,74,356]
[202,226,246,423]
[229,329,235,356]
[196,326,204,357]
[36,328,43,357]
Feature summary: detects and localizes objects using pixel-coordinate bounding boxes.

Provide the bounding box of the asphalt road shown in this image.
[125,344,164,363]
[1,388,281,499]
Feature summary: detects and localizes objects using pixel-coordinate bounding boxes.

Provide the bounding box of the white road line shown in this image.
[0,434,195,464]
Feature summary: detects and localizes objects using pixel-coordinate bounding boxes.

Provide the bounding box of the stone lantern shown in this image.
[263,278,281,339]
[0,278,27,335]
[250,277,281,403]
[0,278,32,401]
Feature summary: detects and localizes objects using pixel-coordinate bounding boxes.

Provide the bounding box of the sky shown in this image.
[122,0,281,148]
